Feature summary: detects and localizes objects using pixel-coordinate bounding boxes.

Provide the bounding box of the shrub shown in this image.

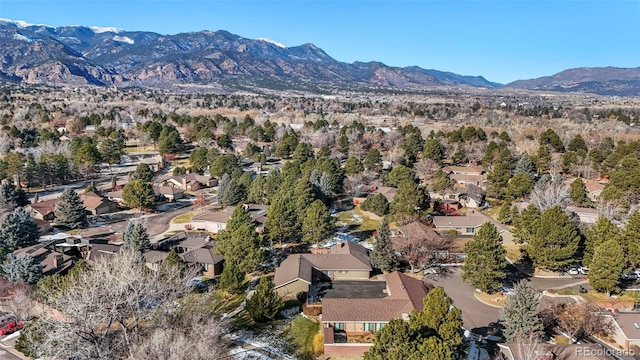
[313,332,324,355]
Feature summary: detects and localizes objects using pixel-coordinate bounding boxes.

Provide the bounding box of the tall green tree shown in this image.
[301,200,334,246]
[361,193,390,217]
[122,180,156,210]
[461,223,507,292]
[189,147,210,173]
[384,165,416,187]
[0,184,28,212]
[219,260,245,294]
[131,163,154,182]
[54,188,87,229]
[525,206,580,271]
[293,178,316,219]
[122,223,150,253]
[507,173,535,200]
[588,239,624,295]
[622,212,640,269]
[157,126,183,155]
[411,287,465,356]
[99,138,122,167]
[569,179,590,207]
[423,139,446,164]
[245,277,283,323]
[215,205,263,273]
[210,154,239,178]
[369,217,399,273]
[364,148,382,171]
[390,180,428,225]
[512,204,541,244]
[344,156,364,175]
[583,218,620,266]
[487,162,511,199]
[0,208,40,251]
[264,191,300,245]
[499,280,543,342]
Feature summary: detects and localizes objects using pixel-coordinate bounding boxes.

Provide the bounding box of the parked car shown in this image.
[621,271,640,280]
[578,267,589,275]
[567,268,579,275]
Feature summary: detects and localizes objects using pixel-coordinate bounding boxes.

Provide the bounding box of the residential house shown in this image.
[85,243,120,263]
[26,199,57,221]
[180,241,224,278]
[513,202,599,225]
[13,240,78,276]
[274,241,372,297]
[432,210,514,242]
[457,184,485,209]
[156,232,223,278]
[188,204,268,234]
[443,165,487,189]
[603,312,640,352]
[153,185,185,202]
[567,178,605,202]
[353,186,398,205]
[143,250,169,271]
[104,189,124,203]
[322,271,430,356]
[79,192,119,215]
[160,173,217,191]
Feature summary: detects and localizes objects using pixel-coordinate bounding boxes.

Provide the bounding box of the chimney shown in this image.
[182,177,187,190]
[53,254,64,268]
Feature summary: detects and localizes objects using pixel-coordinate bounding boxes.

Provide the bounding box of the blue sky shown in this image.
[1,0,638,83]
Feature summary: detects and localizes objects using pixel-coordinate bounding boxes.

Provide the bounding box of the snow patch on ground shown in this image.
[112,35,134,44]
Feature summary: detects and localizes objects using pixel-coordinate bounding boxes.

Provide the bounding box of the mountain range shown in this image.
[0,18,637,96]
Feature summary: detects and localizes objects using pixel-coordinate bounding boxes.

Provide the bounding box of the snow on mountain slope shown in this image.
[112,35,135,44]
[255,37,287,48]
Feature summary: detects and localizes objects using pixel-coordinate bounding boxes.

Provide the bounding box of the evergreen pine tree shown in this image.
[461,223,507,292]
[294,178,316,219]
[370,217,398,272]
[301,200,334,247]
[513,204,541,244]
[54,188,87,229]
[390,179,428,225]
[0,208,40,251]
[525,206,580,271]
[570,179,591,207]
[2,254,42,284]
[122,223,150,253]
[264,190,300,246]
[131,163,154,182]
[247,175,266,204]
[499,280,543,342]
[215,205,263,273]
[361,193,390,216]
[412,287,465,356]
[514,154,536,176]
[622,212,640,269]
[219,261,245,294]
[487,162,511,199]
[217,173,231,205]
[245,277,284,323]
[588,239,624,295]
[583,218,620,266]
[497,203,512,224]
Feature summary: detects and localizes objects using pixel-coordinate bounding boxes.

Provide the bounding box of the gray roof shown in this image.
[179,241,223,265]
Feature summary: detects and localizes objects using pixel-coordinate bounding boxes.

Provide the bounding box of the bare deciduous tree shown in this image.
[529,175,569,211]
[414,158,440,182]
[31,250,226,359]
[552,302,612,343]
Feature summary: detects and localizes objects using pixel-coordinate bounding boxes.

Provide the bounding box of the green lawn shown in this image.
[556,289,639,302]
[335,205,380,231]
[171,211,196,224]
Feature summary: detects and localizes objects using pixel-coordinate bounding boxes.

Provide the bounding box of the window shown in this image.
[466,227,475,234]
[338,270,348,274]
[364,323,374,331]
[376,323,386,331]
[334,323,344,331]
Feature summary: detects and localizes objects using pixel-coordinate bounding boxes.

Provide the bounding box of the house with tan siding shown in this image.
[273,241,372,297]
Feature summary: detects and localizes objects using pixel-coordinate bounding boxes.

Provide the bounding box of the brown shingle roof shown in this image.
[322,271,428,323]
[273,254,313,288]
[399,221,442,243]
[80,192,116,211]
[180,242,223,265]
[28,199,57,216]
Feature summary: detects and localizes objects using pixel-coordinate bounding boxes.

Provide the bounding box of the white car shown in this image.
[578,267,589,275]
[567,268,579,275]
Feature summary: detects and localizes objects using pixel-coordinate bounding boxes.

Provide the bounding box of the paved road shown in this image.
[428,268,500,334]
